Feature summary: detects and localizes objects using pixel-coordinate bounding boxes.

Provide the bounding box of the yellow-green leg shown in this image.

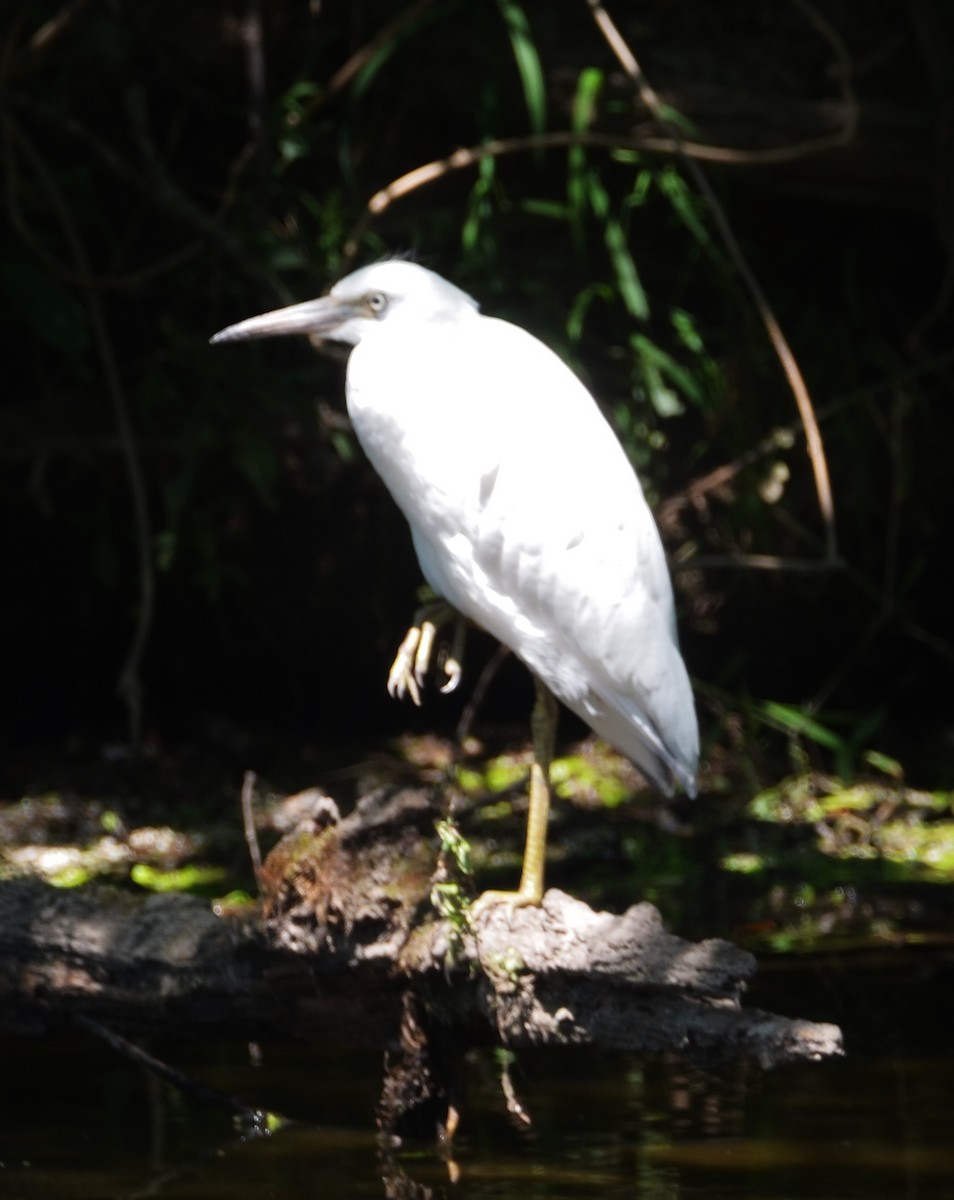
[472,676,558,914]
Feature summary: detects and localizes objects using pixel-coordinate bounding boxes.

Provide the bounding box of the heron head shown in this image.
[210,260,478,349]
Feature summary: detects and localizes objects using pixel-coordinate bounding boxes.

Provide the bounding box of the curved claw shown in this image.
[439,654,462,694]
[387,626,424,705]
[439,616,466,694]
[414,620,438,691]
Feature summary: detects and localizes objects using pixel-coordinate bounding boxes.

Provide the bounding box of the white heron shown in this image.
[211,260,698,908]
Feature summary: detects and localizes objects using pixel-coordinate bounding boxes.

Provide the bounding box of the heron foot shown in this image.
[387,621,433,705]
[387,604,465,703]
[469,884,543,923]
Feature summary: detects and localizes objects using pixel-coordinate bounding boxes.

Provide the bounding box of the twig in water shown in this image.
[241,769,263,885]
[74,1014,278,1126]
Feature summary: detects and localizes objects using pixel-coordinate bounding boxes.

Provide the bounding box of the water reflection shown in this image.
[3,952,954,1198]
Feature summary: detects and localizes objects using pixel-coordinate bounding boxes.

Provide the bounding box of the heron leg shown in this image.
[472,676,558,915]
[387,601,465,704]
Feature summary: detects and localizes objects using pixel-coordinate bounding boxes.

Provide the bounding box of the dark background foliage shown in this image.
[2,0,951,787]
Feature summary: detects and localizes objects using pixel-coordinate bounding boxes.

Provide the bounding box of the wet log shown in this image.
[0,787,842,1134]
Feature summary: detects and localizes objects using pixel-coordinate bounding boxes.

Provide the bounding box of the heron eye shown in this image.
[366,292,388,316]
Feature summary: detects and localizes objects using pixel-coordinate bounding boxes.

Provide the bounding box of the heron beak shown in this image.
[209,296,358,346]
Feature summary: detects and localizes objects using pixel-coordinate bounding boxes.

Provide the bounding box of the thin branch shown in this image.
[678,554,840,573]
[659,348,954,525]
[585,0,843,564]
[9,91,256,291]
[24,0,97,60]
[346,120,862,255]
[788,0,859,138]
[242,0,268,220]
[456,643,511,744]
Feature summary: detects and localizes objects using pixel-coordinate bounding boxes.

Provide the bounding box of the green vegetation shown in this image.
[430,815,474,949]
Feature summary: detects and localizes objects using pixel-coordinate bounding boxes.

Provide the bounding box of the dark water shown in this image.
[3,948,954,1199]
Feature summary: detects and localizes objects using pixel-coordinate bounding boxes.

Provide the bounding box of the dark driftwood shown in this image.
[0,787,842,1134]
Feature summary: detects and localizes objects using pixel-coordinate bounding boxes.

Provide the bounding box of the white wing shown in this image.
[347,311,698,794]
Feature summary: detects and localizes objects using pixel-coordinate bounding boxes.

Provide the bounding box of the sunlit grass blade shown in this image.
[497,0,546,133]
[568,68,604,235]
[631,332,700,412]
[604,216,649,321]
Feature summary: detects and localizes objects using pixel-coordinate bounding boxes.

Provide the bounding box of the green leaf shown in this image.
[350,37,407,104]
[154,529,177,573]
[131,863,227,893]
[609,148,642,165]
[497,0,546,133]
[863,749,904,780]
[571,66,603,133]
[655,102,696,135]
[518,198,572,220]
[627,167,654,208]
[283,80,323,106]
[567,68,603,239]
[719,851,766,875]
[631,332,701,409]
[759,701,845,751]
[566,281,614,342]
[277,134,309,166]
[637,361,682,418]
[462,155,498,255]
[671,307,704,354]
[656,164,711,248]
[604,218,648,321]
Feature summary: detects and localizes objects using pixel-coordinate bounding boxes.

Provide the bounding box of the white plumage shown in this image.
[212,260,698,897]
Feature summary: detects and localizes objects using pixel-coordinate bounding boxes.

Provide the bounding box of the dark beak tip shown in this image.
[207,296,344,348]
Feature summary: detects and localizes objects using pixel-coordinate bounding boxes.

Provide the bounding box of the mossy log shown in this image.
[0,786,842,1135]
